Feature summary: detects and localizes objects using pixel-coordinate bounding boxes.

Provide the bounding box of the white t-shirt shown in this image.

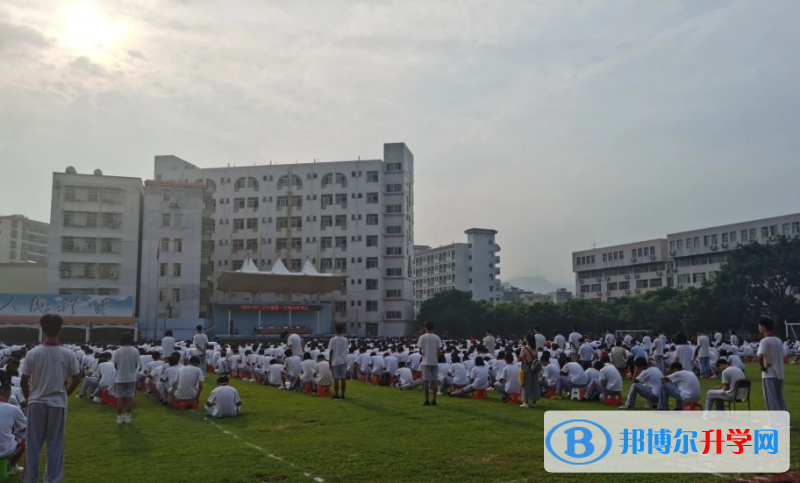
[667,370,701,402]
[314,361,333,386]
[268,364,283,385]
[21,344,80,408]
[162,336,176,357]
[174,365,205,400]
[675,345,694,371]
[0,402,26,458]
[408,352,422,371]
[287,334,303,357]
[395,367,414,386]
[757,336,785,380]
[206,386,240,417]
[327,336,349,366]
[584,368,600,382]
[193,333,209,354]
[599,364,623,391]
[97,361,116,387]
[470,365,490,390]
[553,335,566,350]
[370,355,385,374]
[721,366,746,397]
[697,335,710,357]
[501,364,522,393]
[300,359,316,382]
[113,346,140,384]
[652,337,665,356]
[578,344,594,361]
[568,332,582,350]
[384,356,399,376]
[541,364,559,387]
[161,364,182,389]
[605,333,615,346]
[562,362,588,386]
[642,336,652,351]
[418,333,443,366]
[482,335,496,353]
[636,366,663,397]
[534,333,546,350]
[449,363,470,386]
[284,356,302,378]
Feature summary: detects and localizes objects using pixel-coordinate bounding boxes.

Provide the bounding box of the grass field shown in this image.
[10,363,799,483]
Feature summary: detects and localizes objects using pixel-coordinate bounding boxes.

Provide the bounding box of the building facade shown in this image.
[0,263,47,293]
[138,181,215,340]
[413,228,501,313]
[572,212,800,300]
[0,215,49,264]
[47,169,144,306]
[152,143,416,337]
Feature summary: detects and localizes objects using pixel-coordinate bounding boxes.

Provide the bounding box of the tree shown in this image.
[415,290,482,337]
[713,237,800,333]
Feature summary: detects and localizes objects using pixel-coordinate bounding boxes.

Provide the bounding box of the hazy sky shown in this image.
[2,0,799,284]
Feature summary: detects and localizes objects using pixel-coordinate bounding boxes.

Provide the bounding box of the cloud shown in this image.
[127,49,146,61]
[69,56,109,77]
[0,19,50,50]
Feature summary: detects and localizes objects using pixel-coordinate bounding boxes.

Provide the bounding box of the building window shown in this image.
[741,230,749,243]
[386,289,401,298]
[692,272,707,284]
[619,281,630,290]
[366,171,379,182]
[366,257,378,269]
[386,204,402,213]
[163,189,171,202]
[649,278,662,288]
[172,288,181,302]
[366,301,378,312]
[386,163,402,171]
[162,214,171,227]
[602,253,607,262]
[385,184,402,192]
[677,274,690,285]
[730,231,737,243]
[386,247,402,256]
[636,280,648,289]
[366,192,379,204]
[669,241,675,251]
[172,263,182,277]
[386,268,402,277]
[693,237,700,248]
[644,247,649,256]
[335,237,347,249]
[366,236,378,247]
[174,214,183,227]
[158,288,167,302]
[749,228,756,240]
[366,214,379,225]
[334,301,346,314]
[761,227,769,239]
[722,233,728,243]
[320,216,332,228]
[793,222,800,235]
[608,282,618,291]
[335,258,347,271]
[366,279,378,290]
[385,310,402,320]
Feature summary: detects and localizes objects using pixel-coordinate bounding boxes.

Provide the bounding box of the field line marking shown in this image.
[205,418,325,483]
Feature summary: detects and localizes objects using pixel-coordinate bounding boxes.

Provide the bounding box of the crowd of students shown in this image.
[0,314,796,481]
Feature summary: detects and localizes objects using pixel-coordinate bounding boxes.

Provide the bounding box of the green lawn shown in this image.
[14,363,800,483]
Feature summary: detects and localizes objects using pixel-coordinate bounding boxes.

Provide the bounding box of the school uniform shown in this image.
[757,336,789,423]
[585,364,622,400]
[451,366,489,396]
[206,385,241,418]
[659,370,701,410]
[703,366,745,413]
[697,335,711,377]
[494,363,522,400]
[557,362,589,394]
[624,366,662,408]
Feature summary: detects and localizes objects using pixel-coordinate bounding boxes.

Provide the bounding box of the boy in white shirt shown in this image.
[585,360,623,400]
[265,359,283,387]
[281,350,302,390]
[557,361,589,395]
[658,362,701,410]
[703,358,746,416]
[756,317,789,426]
[299,353,316,389]
[113,332,141,425]
[440,353,469,394]
[0,385,26,475]
[158,354,182,405]
[327,324,349,399]
[539,353,559,393]
[449,356,490,397]
[394,362,423,390]
[205,376,241,418]
[493,353,521,402]
[620,357,662,409]
[172,356,205,403]
[313,355,333,390]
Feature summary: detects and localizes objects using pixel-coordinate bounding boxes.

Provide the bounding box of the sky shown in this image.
[1,0,799,285]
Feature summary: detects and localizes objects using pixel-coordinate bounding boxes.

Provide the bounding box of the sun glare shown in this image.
[60,3,128,58]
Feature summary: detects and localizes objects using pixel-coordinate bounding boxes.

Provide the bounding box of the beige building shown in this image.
[0,263,47,293]
[0,215,49,264]
[572,212,800,300]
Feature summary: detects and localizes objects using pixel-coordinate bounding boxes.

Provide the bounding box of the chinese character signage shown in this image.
[0,293,135,318]
[237,304,316,312]
[544,411,789,473]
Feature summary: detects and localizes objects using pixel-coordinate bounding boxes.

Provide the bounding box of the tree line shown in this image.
[416,236,800,340]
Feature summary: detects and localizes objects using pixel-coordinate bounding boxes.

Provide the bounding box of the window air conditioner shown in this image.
[669,250,676,256]
[656,271,662,276]
[710,245,717,251]
[596,277,602,282]
[634,274,640,279]
[60,271,70,278]
[605,276,610,281]
[578,279,584,284]
[631,257,637,262]
[650,255,656,260]
[625,289,631,294]
[596,292,602,296]
[605,291,611,296]
[624,274,630,279]
[721,242,728,248]
[109,272,118,278]
[635,288,641,293]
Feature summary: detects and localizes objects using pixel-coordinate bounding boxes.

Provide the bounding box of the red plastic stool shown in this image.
[682,402,702,411]
[317,386,331,397]
[239,370,246,379]
[371,375,381,384]
[545,387,558,398]
[100,389,110,404]
[472,389,488,400]
[506,392,522,404]
[302,382,314,394]
[172,399,198,410]
[413,371,422,380]
[603,393,622,405]
[107,395,117,407]
[359,374,367,382]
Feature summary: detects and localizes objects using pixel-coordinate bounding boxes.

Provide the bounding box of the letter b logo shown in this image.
[564,427,595,458]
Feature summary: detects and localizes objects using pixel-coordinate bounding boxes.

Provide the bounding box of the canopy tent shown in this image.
[215,256,347,295]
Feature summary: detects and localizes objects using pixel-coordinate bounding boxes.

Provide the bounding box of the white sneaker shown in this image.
[249,379,255,383]
[8,466,23,475]
[93,397,101,403]
[520,403,530,408]
[437,391,443,396]
[124,414,132,424]
[117,415,124,425]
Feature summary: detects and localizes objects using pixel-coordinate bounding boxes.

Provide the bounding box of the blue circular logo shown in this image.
[545,419,612,465]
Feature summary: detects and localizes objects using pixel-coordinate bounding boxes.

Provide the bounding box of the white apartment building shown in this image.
[47,168,144,303]
[0,215,49,264]
[572,212,800,300]
[152,142,416,337]
[573,239,668,301]
[413,228,501,313]
[667,213,800,290]
[138,181,215,339]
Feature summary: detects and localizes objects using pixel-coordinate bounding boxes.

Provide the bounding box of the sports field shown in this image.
[15,363,800,483]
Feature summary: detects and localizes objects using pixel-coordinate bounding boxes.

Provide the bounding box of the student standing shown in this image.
[327,324,349,400]
[756,317,789,426]
[113,332,140,425]
[418,321,443,406]
[482,329,496,354]
[651,331,665,373]
[20,314,81,483]
[533,327,546,351]
[694,330,711,378]
[193,325,209,374]
[567,327,582,362]
[161,330,176,359]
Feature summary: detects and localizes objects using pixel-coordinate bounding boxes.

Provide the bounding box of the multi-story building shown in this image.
[413,228,501,313]
[0,215,49,264]
[138,181,215,339]
[573,239,668,301]
[47,168,144,304]
[667,213,800,290]
[152,142,416,337]
[572,212,800,300]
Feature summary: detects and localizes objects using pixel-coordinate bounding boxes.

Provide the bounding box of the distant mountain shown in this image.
[504,275,567,294]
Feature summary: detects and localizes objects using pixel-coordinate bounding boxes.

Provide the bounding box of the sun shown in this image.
[60,3,128,58]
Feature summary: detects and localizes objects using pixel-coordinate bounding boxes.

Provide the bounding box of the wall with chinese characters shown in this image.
[0,293,135,318]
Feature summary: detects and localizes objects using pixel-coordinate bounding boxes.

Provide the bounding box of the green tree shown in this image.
[415,290,483,337]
